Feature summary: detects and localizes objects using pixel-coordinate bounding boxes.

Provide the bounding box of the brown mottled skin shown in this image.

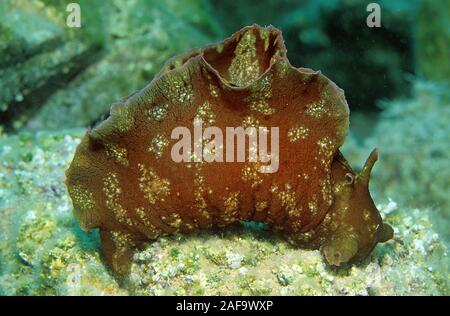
[66,25,393,276]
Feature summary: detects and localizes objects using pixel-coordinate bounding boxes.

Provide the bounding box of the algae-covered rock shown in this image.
[0,130,448,295]
[0,41,100,130]
[0,0,220,131]
[0,9,63,68]
[126,202,448,295]
[0,2,102,131]
[24,0,221,131]
[0,130,126,295]
[417,0,450,82]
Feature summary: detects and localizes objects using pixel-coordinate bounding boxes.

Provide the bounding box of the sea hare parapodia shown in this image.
[66,25,394,276]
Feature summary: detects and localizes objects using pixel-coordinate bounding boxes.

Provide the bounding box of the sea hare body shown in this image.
[66,25,393,276]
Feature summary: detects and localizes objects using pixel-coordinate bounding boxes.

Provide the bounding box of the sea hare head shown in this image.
[322,149,393,266]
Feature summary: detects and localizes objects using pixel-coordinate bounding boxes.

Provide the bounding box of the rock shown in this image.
[342,81,450,243]
[0,41,101,130]
[0,10,63,68]
[1,0,220,131]
[0,3,102,131]
[26,0,221,131]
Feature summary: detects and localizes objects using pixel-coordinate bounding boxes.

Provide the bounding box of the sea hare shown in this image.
[66,25,393,276]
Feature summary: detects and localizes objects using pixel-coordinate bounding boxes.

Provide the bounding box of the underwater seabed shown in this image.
[0,80,449,295]
[0,0,449,295]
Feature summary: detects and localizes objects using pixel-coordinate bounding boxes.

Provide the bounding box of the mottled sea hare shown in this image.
[66,25,393,276]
